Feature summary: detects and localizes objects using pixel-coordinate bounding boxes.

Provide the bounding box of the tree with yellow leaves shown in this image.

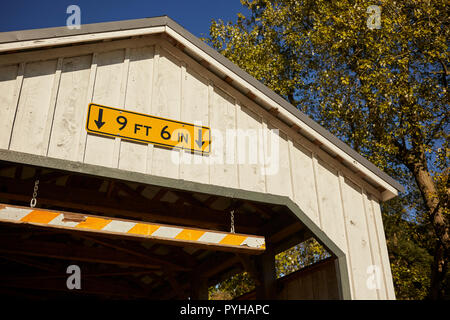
[208,0,448,299]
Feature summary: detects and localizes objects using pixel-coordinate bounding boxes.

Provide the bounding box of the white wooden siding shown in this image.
[0,63,21,149]
[9,59,58,155]
[118,46,154,174]
[0,35,395,299]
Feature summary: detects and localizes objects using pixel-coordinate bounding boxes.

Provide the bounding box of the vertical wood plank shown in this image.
[341,177,377,299]
[47,55,92,161]
[302,273,314,299]
[316,160,348,251]
[312,154,324,229]
[9,59,58,155]
[42,57,63,155]
[326,262,340,300]
[118,46,154,173]
[150,48,181,179]
[371,197,396,299]
[77,52,97,162]
[264,127,292,197]
[146,45,159,174]
[289,142,320,225]
[207,80,214,185]
[83,49,125,167]
[209,86,238,188]
[112,48,130,168]
[179,67,209,184]
[337,171,356,299]
[362,190,386,299]
[236,103,265,192]
[0,63,21,149]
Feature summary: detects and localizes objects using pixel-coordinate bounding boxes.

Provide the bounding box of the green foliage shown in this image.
[208,238,330,300]
[275,238,330,278]
[208,0,449,299]
[382,195,433,299]
[209,272,255,300]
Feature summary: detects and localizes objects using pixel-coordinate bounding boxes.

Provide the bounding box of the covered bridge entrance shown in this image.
[0,16,403,300]
[0,151,344,299]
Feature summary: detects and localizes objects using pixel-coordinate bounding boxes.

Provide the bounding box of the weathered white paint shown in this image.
[0,26,166,53]
[118,46,154,174]
[150,48,181,179]
[83,49,124,167]
[341,178,378,299]
[47,55,92,160]
[0,34,397,299]
[209,87,238,188]
[288,141,320,225]
[0,63,20,149]
[236,104,265,193]
[9,59,58,155]
[165,26,398,200]
[179,67,209,184]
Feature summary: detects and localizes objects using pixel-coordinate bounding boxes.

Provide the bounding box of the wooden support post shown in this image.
[255,243,277,300]
[190,274,209,300]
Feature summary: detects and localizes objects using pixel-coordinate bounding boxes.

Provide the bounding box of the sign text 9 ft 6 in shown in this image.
[86,103,211,154]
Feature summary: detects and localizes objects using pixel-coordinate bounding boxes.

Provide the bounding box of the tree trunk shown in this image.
[408,157,449,299]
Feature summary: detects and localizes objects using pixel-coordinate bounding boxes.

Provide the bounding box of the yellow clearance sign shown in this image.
[86,103,211,154]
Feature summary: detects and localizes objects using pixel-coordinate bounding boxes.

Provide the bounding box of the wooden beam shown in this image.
[115,182,149,202]
[151,189,167,201]
[106,180,115,198]
[190,274,208,300]
[173,191,206,208]
[166,270,186,299]
[236,254,261,286]
[244,201,272,219]
[313,139,323,147]
[197,253,240,279]
[25,171,67,183]
[269,107,280,116]
[76,234,191,271]
[224,75,233,84]
[269,221,304,244]
[255,244,276,299]
[200,59,210,68]
[0,268,159,282]
[168,246,198,268]
[0,236,163,269]
[273,229,313,255]
[0,275,153,298]
[203,195,218,207]
[290,123,301,132]
[0,254,59,272]
[0,177,262,232]
[0,204,266,253]
[246,91,256,100]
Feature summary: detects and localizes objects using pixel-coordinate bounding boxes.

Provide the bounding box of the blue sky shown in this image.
[0,0,249,37]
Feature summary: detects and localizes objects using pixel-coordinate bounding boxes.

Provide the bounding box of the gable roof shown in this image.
[0,16,404,199]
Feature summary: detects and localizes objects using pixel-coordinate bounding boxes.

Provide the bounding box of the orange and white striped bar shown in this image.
[0,204,265,253]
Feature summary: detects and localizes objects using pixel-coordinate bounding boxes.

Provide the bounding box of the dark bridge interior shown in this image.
[0,159,339,300]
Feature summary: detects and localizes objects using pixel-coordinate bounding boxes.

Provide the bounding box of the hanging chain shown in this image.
[230,209,235,234]
[30,180,39,208]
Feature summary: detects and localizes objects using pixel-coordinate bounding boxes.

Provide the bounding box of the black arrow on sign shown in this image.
[195,128,205,148]
[95,108,106,129]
